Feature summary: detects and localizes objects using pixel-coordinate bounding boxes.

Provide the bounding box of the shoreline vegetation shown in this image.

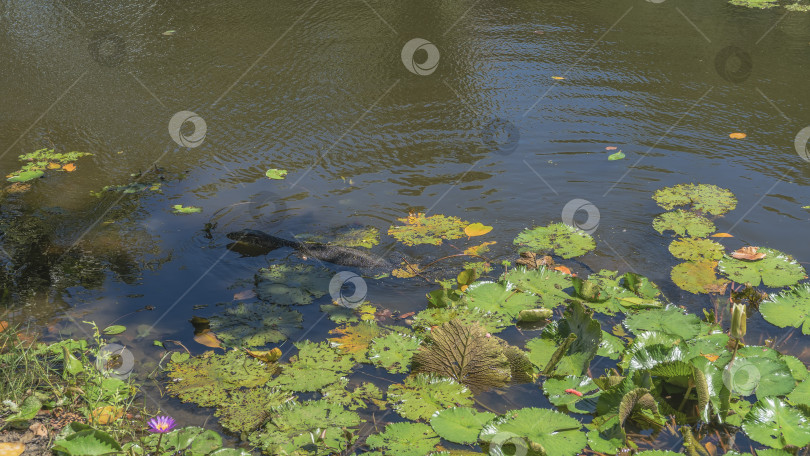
[2,182,809,456]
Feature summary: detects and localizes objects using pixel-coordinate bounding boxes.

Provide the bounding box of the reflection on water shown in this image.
[1,0,810,436]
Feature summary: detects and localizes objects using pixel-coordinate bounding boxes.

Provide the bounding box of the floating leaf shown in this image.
[462,281,540,320]
[193,329,223,349]
[366,422,439,456]
[388,213,468,246]
[608,150,625,161]
[331,226,380,248]
[328,321,381,360]
[63,163,77,172]
[760,284,810,335]
[652,183,737,215]
[101,325,126,335]
[387,374,473,421]
[265,168,288,180]
[787,378,810,408]
[653,210,716,237]
[625,306,701,340]
[712,232,734,238]
[464,222,493,237]
[411,305,508,334]
[321,378,385,411]
[571,270,662,315]
[543,376,601,413]
[412,319,512,392]
[513,223,596,259]
[215,387,293,433]
[430,407,495,444]
[731,246,767,261]
[671,260,729,294]
[718,248,806,287]
[501,266,572,308]
[669,238,724,261]
[245,347,283,363]
[269,341,354,392]
[742,398,810,449]
[729,132,747,139]
[464,241,496,256]
[479,408,586,456]
[162,30,176,35]
[526,301,601,376]
[172,204,202,214]
[7,170,44,182]
[255,263,331,305]
[368,331,421,374]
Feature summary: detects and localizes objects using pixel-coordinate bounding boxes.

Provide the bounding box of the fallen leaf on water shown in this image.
[700,353,720,362]
[193,329,223,349]
[63,163,76,172]
[463,241,496,256]
[729,132,747,139]
[47,162,61,169]
[233,289,257,301]
[91,405,124,425]
[0,442,25,456]
[605,146,618,151]
[552,76,565,80]
[464,222,493,238]
[400,311,416,319]
[245,347,282,363]
[608,150,625,161]
[553,265,573,275]
[711,233,734,238]
[731,246,766,261]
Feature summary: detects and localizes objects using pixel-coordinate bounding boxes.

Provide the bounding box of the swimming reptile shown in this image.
[227,229,392,269]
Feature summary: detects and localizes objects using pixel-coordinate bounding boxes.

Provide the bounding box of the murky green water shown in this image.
[2,0,810,437]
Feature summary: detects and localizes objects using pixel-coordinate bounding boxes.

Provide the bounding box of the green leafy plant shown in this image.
[254,263,331,305]
[429,406,495,444]
[718,248,806,287]
[269,341,354,392]
[207,303,302,347]
[365,422,439,456]
[367,331,421,374]
[652,183,737,215]
[513,223,596,259]
[479,407,586,456]
[653,210,716,237]
[386,373,473,421]
[387,213,469,246]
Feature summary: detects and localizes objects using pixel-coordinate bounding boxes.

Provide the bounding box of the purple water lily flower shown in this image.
[147,415,177,433]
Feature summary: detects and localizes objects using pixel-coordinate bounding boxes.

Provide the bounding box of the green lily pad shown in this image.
[388,213,468,246]
[624,306,701,340]
[525,301,601,377]
[787,378,810,408]
[543,376,601,414]
[729,0,779,8]
[462,281,541,320]
[387,374,473,421]
[411,305,508,334]
[265,168,288,179]
[7,169,44,182]
[368,331,421,374]
[597,331,625,360]
[513,223,596,259]
[255,263,331,305]
[269,341,355,392]
[760,284,810,335]
[741,397,810,449]
[52,427,122,456]
[332,226,380,248]
[718,248,806,288]
[214,387,294,433]
[366,422,439,456]
[571,270,662,315]
[653,210,716,237]
[608,150,625,161]
[501,266,572,308]
[653,183,737,215]
[429,407,495,444]
[671,260,729,294]
[320,379,385,411]
[172,204,202,214]
[479,407,586,456]
[208,303,303,347]
[669,238,724,261]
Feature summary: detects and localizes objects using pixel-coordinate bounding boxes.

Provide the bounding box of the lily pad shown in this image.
[718,248,806,288]
[214,387,294,433]
[411,305,508,334]
[669,238,724,261]
[366,422,439,456]
[7,170,44,182]
[513,223,596,259]
[429,407,495,444]
[543,376,601,413]
[624,306,701,340]
[368,331,421,374]
[653,183,737,215]
[387,374,473,421]
[671,260,729,294]
[787,378,810,408]
[462,281,541,320]
[501,266,572,308]
[208,303,302,347]
[653,210,716,237]
[741,397,810,449]
[571,270,662,315]
[328,321,381,360]
[255,263,331,306]
[760,284,810,335]
[526,301,601,377]
[265,168,288,179]
[479,407,586,456]
[172,204,202,214]
[269,341,355,392]
[320,379,386,411]
[388,213,468,246]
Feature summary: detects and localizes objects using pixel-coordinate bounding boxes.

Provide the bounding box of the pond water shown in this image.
[2,0,810,450]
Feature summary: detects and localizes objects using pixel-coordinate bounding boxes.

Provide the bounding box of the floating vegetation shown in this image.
[386,373,473,420]
[254,263,331,305]
[387,212,469,246]
[6,148,92,182]
[367,331,422,374]
[652,210,716,238]
[718,248,807,288]
[513,222,596,258]
[206,302,303,347]
[171,204,202,214]
[653,183,737,215]
[264,168,288,180]
[760,284,810,335]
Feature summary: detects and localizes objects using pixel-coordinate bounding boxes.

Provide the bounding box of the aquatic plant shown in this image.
[387,373,473,420]
[759,284,810,334]
[513,222,596,258]
[207,302,303,347]
[387,213,469,246]
[652,183,737,215]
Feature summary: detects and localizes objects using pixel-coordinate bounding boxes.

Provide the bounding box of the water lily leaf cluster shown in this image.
[6,148,92,182]
[570,270,663,315]
[760,284,810,334]
[653,183,737,215]
[254,263,331,305]
[387,373,473,420]
[387,213,469,246]
[367,330,422,374]
[718,248,806,288]
[207,302,302,347]
[513,222,596,258]
[269,341,354,392]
